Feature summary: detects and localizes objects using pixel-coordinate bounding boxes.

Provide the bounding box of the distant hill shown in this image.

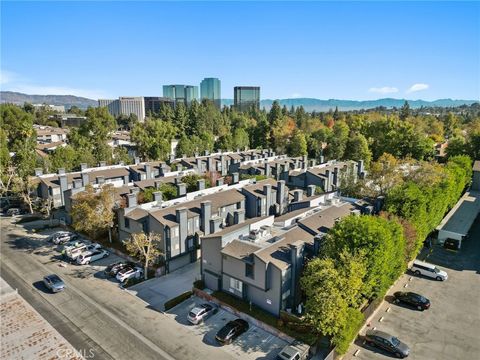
[1,91,476,112]
[223,98,478,111]
[0,91,97,109]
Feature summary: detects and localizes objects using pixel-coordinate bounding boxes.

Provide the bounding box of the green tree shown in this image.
[125,232,163,280]
[131,119,176,161]
[232,128,250,150]
[344,133,372,167]
[49,145,78,172]
[71,184,116,241]
[326,121,349,160]
[288,131,308,157]
[399,101,410,121]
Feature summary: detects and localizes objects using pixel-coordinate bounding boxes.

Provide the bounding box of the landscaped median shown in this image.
[192,287,317,346]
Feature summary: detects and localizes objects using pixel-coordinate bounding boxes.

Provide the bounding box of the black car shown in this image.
[104,261,137,277]
[215,319,249,345]
[393,291,430,311]
[365,330,410,358]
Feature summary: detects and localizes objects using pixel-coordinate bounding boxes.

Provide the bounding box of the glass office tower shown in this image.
[234,86,260,112]
[200,78,221,109]
[163,85,199,106]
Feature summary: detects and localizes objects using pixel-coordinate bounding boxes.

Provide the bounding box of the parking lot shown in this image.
[346,216,480,360]
[166,296,289,360]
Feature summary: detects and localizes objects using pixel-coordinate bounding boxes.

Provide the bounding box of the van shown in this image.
[411,260,448,281]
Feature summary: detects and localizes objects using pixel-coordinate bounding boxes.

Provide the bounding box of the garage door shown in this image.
[168,253,191,272]
[204,271,220,291]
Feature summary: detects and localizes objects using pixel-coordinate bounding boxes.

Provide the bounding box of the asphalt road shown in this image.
[0,217,241,360]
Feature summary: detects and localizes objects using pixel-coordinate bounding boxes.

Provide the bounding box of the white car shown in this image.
[411,260,448,281]
[76,249,109,265]
[64,243,101,261]
[50,231,78,244]
[116,267,143,283]
[187,303,219,324]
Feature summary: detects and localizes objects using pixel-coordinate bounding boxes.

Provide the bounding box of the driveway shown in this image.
[346,215,480,360]
[166,296,289,360]
[128,260,201,311]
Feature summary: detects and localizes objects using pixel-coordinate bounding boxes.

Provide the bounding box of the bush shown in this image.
[164,291,193,311]
[332,308,365,355]
[193,279,205,290]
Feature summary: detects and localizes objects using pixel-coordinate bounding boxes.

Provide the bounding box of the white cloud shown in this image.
[1,69,110,99]
[368,86,399,94]
[406,83,429,93]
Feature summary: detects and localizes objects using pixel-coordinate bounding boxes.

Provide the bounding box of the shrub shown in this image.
[332,308,365,355]
[164,291,192,311]
[193,279,205,290]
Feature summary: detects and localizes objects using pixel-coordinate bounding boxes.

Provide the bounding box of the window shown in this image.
[245,263,254,279]
[230,278,242,292]
[124,218,130,229]
[172,227,179,237]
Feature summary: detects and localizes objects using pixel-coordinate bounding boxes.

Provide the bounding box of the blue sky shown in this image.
[1,1,479,100]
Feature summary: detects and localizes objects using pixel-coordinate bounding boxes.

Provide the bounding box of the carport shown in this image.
[436,191,480,248]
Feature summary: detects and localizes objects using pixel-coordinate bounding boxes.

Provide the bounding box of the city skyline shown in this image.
[1,2,479,101]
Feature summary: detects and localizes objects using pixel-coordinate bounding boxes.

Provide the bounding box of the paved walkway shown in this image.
[128,261,201,311]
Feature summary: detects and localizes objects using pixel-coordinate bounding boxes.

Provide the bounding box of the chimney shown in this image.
[144,164,151,179]
[130,187,140,195]
[153,191,162,206]
[177,182,186,196]
[197,179,205,191]
[169,154,175,163]
[58,168,66,175]
[177,164,183,172]
[232,172,239,184]
[357,160,364,176]
[200,201,212,235]
[263,184,272,214]
[59,175,68,205]
[319,155,325,164]
[82,173,90,186]
[276,180,286,214]
[207,157,213,171]
[313,236,322,256]
[99,161,106,167]
[80,163,88,171]
[275,163,281,180]
[233,209,245,225]
[176,208,188,245]
[293,189,303,202]
[119,161,125,166]
[333,167,339,187]
[182,154,187,159]
[302,155,308,166]
[204,150,210,156]
[155,180,162,189]
[220,155,227,176]
[34,168,43,177]
[307,185,316,197]
[295,159,300,169]
[309,159,316,167]
[127,193,137,208]
[134,157,140,165]
[210,217,222,234]
[216,178,224,186]
[174,177,180,184]
[265,163,270,176]
[325,169,331,191]
[123,174,129,184]
[196,158,202,172]
[96,176,105,185]
[289,241,303,309]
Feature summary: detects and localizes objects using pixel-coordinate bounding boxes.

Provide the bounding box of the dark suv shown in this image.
[393,291,430,311]
[365,330,410,358]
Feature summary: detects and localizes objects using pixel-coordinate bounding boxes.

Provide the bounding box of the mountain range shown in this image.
[0,91,477,111]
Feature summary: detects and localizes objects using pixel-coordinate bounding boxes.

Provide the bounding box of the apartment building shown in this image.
[34,125,68,144]
[241,178,289,217]
[201,198,363,316]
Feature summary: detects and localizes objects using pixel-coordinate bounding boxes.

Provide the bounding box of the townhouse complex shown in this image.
[32,149,368,315]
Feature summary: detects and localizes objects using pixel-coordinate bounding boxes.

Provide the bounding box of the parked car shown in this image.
[64,243,101,262]
[43,274,65,293]
[187,303,219,324]
[6,208,20,216]
[277,341,310,360]
[50,231,78,244]
[116,267,143,283]
[365,330,410,358]
[215,319,249,345]
[60,239,86,252]
[104,261,137,277]
[411,260,448,281]
[76,249,109,265]
[393,291,430,311]
[444,238,460,251]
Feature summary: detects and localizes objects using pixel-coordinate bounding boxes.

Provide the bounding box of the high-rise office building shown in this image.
[163,85,199,106]
[98,97,145,122]
[200,78,221,109]
[234,86,260,112]
[144,97,175,115]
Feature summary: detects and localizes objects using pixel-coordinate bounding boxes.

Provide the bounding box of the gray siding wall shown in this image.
[473,171,480,191]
